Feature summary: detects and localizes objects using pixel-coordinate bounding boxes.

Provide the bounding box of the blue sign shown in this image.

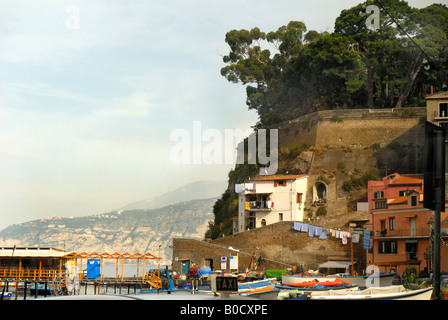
[363,230,371,249]
[86,259,101,279]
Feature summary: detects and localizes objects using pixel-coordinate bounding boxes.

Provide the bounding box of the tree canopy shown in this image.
[220,0,448,127]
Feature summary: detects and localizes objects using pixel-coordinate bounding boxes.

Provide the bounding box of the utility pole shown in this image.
[424,122,445,300]
[433,129,443,300]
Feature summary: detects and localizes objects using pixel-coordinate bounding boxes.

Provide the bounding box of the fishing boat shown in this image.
[282,273,338,284]
[278,286,358,300]
[0,292,12,300]
[282,272,395,288]
[236,284,280,300]
[238,277,277,290]
[309,285,433,300]
[282,277,351,288]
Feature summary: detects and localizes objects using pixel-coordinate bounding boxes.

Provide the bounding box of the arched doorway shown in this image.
[314,182,327,203]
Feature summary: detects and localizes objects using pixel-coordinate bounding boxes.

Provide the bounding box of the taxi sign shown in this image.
[211,275,238,292]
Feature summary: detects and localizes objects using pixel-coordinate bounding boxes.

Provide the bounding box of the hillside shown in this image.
[0,198,216,265]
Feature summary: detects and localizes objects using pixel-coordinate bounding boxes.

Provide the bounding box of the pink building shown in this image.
[367,173,423,224]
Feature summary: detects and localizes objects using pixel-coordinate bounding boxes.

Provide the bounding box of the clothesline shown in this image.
[293,222,360,244]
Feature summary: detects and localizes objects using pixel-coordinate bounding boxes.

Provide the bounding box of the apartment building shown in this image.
[366,175,448,275]
[234,174,308,234]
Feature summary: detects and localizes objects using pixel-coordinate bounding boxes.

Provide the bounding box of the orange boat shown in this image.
[283,278,351,288]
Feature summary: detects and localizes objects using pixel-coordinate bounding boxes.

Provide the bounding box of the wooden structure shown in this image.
[62,250,163,288]
[0,247,72,281]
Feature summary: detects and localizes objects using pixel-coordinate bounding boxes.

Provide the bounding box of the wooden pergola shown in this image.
[62,250,163,288]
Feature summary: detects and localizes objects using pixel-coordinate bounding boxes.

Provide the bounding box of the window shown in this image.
[274,180,286,187]
[296,193,303,203]
[381,220,386,231]
[439,103,448,118]
[411,196,417,206]
[389,217,395,230]
[279,213,283,221]
[378,241,397,254]
[374,191,384,199]
[375,201,387,209]
[399,190,410,196]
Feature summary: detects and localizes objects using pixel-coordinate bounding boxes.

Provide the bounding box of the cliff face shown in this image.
[274,107,426,218]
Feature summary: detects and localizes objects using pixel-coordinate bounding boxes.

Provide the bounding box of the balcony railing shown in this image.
[373,228,429,238]
[0,268,67,280]
[247,201,273,210]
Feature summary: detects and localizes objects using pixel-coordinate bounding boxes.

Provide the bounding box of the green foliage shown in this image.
[316,205,327,217]
[342,173,378,192]
[331,115,344,123]
[220,2,448,127]
[279,143,311,161]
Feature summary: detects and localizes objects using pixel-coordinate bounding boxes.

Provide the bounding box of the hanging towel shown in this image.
[352,233,360,243]
[308,225,316,237]
[300,223,308,232]
[342,234,348,245]
[315,226,322,237]
[319,230,328,240]
[293,222,301,231]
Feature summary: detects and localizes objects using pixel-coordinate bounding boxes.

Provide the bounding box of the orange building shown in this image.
[366,176,448,276]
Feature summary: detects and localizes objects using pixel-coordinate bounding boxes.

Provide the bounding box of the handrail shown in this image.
[0,268,67,280]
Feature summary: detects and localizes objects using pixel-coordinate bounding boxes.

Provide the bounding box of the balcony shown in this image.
[373,228,429,239]
[246,201,273,211]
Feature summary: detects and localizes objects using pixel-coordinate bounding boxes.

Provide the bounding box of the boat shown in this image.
[281,277,351,288]
[236,284,280,300]
[282,273,338,284]
[278,287,358,300]
[238,277,277,290]
[0,292,12,300]
[281,272,395,288]
[309,285,433,300]
[331,272,396,288]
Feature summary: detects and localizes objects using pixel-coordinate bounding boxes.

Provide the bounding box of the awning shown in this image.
[318,260,356,269]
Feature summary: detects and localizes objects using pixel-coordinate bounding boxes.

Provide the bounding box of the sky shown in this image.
[0,0,436,230]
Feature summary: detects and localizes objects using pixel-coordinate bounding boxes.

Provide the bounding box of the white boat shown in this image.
[278,286,359,300]
[331,272,395,288]
[309,285,433,300]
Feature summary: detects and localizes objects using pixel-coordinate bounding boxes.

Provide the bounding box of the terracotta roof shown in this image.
[251,174,307,181]
[389,176,423,185]
[388,196,408,205]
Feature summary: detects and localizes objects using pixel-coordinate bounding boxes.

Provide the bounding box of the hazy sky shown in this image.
[0,0,435,230]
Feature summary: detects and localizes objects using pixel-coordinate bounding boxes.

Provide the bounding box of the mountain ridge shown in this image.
[0,194,220,265]
[119,180,227,210]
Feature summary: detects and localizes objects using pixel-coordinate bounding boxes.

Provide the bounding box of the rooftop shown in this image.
[0,247,68,258]
[250,174,307,181]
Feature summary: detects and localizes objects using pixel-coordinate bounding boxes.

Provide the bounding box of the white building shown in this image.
[234,174,308,234]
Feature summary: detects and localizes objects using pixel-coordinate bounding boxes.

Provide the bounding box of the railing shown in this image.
[144,272,162,289]
[248,201,272,210]
[373,228,429,238]
[0,268,67,280]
